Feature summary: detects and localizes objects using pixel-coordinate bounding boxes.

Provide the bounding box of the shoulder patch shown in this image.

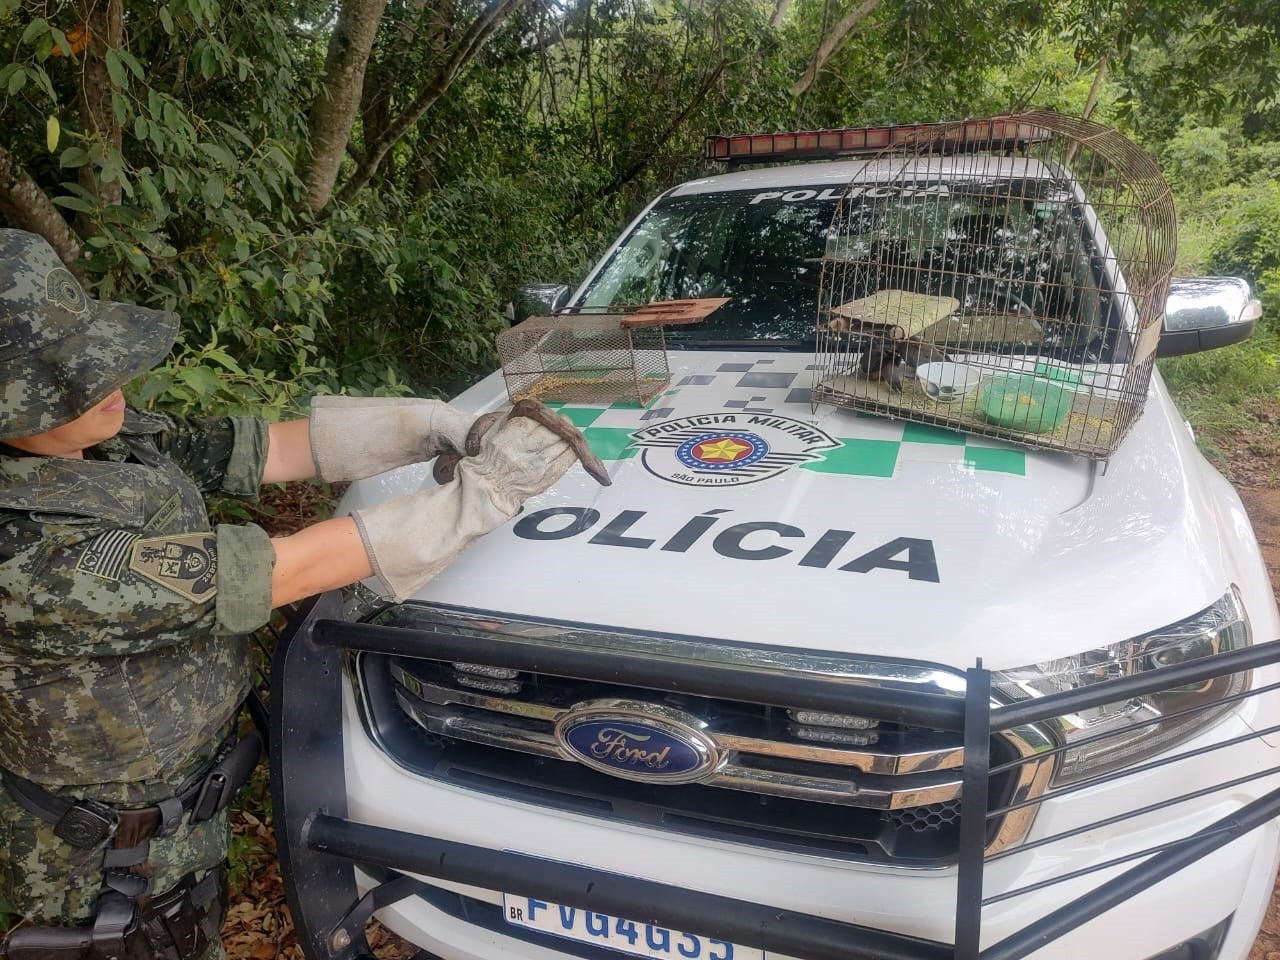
[129,534,218,603]
[77,531,139,582]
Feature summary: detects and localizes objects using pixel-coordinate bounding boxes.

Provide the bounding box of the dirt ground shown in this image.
[1242,485,1280,959]
[223,443,1280,960]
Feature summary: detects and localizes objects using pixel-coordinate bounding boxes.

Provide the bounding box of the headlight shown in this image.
[993,590,1251,785]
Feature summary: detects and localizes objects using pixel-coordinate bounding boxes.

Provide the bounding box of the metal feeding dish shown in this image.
[497,298,728,406]
[810,111,1177,458]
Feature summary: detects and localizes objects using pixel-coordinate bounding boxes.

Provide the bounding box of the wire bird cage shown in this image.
[811,112,1176,458]
[497,298,728,406]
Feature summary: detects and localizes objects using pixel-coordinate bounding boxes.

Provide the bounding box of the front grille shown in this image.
[352,605,1053,866]
[887,800,961,833]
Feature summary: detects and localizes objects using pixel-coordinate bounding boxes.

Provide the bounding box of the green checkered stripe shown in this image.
[543,398,650,462]
[545,395,1027,478]
[801,420,1026,478]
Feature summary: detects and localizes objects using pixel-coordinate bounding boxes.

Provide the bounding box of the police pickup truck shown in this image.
[271,120,1280,960]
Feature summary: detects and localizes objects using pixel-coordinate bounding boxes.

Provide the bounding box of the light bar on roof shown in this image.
[704,118,1049,167]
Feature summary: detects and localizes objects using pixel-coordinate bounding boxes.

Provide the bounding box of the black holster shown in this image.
[136,871,225,960]
[1,728,258,960]
[2,869,225,960]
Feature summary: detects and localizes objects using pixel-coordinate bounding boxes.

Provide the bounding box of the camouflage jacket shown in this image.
[0,408,274,802]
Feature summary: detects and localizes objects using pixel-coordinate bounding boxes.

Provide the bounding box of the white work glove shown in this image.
[351,413,581,601]
[309,395,493,482]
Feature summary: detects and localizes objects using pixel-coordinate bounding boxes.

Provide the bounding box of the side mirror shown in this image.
[506,283,572,325]
[1157,276,1261,357]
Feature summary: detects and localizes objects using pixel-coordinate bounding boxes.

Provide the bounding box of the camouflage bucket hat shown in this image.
[0,229,178,439]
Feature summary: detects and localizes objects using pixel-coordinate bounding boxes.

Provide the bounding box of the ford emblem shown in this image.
[554,699,720,785]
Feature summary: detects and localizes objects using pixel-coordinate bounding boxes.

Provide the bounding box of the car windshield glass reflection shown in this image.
[580,189,834,343]
[578,183,1120,362]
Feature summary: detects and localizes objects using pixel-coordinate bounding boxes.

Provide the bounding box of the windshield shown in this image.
[579,187,834,343]
[578,182,1121,361]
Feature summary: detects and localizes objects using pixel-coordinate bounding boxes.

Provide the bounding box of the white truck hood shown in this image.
[339,350,1232,670]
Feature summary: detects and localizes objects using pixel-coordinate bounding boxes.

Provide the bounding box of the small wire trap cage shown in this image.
[812,111,1176,458]
[497,298,729,405]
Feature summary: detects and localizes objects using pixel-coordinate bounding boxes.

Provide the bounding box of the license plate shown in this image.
[502,894,763,960]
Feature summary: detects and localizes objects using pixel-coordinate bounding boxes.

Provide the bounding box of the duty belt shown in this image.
[0,731,263,874]
[0,733,260,960]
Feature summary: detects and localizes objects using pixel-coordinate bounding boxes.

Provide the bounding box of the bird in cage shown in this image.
[857,340,947,392]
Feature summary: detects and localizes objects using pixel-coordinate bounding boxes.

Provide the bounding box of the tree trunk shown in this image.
[360,0,431,183]
[301,0,389,216]
[75,0,123,237]
[359,70,391,170]
[791,0,882,98]
[1081,49,1112,121]
[336,0,532,205]
[1058,49,1113,172]
[770,0,791,29]
[0,145,85,279]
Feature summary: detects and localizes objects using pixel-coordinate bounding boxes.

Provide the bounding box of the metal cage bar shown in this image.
[809,111,1176,459]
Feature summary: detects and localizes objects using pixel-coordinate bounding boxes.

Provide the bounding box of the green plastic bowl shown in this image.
[979,374,1074,433]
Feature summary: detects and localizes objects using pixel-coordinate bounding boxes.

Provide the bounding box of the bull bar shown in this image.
[271,592,1280,960]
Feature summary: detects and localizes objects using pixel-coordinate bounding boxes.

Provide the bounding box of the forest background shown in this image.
[2,0,1280,953]
[0,0,1278,463]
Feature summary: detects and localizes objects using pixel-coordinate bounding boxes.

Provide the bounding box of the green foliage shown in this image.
[785,0,1044,127]
[225,760,275,894]
[0,0,1278,434]
[1160,334,1280,471]
[979,37,1120,121]
[1177,182,1280,328]
[1231,141,1280,186]
[225,826,266,894]
[1164,175,1279,466]
[0,2,367,416]
[1161,336,1280,408]
[327,169,610,396]
[1206,186,1280,290]
[1161,123,1230,195]
[1118,4,1280,137]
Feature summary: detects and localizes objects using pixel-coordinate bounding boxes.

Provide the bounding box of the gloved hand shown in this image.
[309,395,494,482]
[351,409,592,601]
[431,398,611,487]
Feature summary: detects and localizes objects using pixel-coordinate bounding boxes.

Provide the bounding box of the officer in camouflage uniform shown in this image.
[0,229,603,960]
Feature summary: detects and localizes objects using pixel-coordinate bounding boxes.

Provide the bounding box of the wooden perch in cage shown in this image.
[618,297,731,328]
[828,290,959,340]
